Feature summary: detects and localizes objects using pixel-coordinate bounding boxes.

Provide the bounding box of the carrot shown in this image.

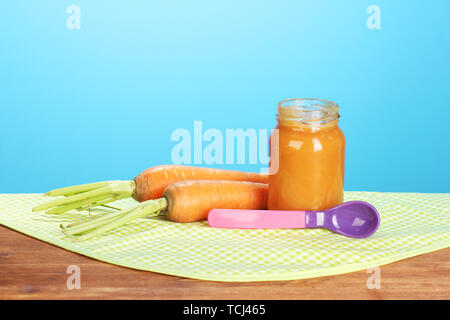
[61,180,268,241]
[33,165,268,214]
[134,165,267,202]
[164,180,268,222]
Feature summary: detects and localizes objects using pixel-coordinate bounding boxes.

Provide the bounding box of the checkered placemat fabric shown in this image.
[1,192,449,281]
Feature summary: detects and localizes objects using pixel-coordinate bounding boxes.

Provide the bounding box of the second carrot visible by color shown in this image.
[61,180,268,241]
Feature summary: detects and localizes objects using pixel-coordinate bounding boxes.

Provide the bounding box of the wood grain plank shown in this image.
[0,225,449,300]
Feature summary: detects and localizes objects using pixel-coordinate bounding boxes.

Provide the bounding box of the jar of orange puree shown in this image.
[268,98,345,211]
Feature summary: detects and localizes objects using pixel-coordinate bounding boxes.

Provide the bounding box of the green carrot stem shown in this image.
[61,218,91,229]
[34,186,113,211]
[45,194,110,214]
[33,181,135,213]
[61,210,122,230]
[99,204,123,211]
[75,198,167,241]
[62,205,137,235]
[75,193,129,212]
[62,214,125,236]
[46,181,113,196]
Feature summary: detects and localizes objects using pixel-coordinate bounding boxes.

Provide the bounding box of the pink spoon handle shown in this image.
[208,209,306,229]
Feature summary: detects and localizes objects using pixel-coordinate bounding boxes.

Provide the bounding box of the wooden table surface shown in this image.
[1,225,449,300]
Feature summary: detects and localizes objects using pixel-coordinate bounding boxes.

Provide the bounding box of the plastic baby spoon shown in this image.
[208,201,380,238]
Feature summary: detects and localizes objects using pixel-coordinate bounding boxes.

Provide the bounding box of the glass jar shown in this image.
[268,98,345,211]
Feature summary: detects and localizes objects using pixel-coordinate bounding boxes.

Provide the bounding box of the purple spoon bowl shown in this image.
[306,201,380,238]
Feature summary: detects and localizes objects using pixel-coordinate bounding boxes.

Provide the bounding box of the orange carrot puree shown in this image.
[268,99,345,211]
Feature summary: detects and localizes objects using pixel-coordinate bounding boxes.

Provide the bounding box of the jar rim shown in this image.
[277,98,339,125]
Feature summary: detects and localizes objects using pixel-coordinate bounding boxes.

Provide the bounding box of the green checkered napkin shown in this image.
[1,192,449,282]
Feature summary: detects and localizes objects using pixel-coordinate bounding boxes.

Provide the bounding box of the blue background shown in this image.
[1,1,449,193]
